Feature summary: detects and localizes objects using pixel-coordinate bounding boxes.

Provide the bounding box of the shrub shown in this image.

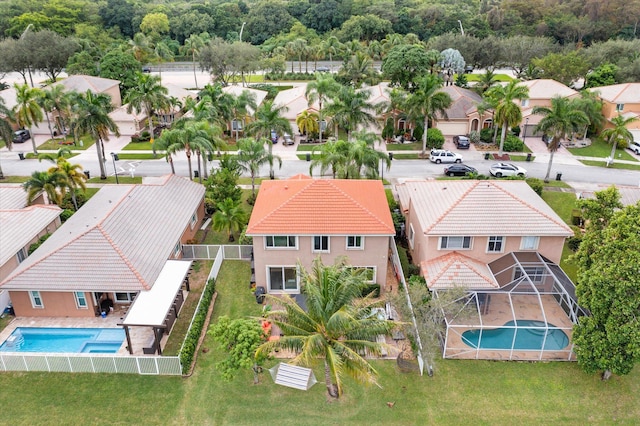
[361,284,381,298]
[525,177,544,196]
[248,83,279,99]
[468,130,480,143]
[28,233,51,255]
[503,134,524,152]
[180,277,216,374]
[413,124,423,142]
[60,209,74,222]
[426,128,444,150]
[480,127,494,143]
[407,275,426,287]
[238,228,253,245]
[407,263,421,277]
[567,235,582,252]
[397,246,410,276]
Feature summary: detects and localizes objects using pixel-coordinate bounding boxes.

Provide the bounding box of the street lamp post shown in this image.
[111,152,119,184]
[239,22,246,42]
[523,118,529,144]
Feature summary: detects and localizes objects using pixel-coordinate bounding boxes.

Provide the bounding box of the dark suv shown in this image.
[12,129,30,143]
[453,135,470,149]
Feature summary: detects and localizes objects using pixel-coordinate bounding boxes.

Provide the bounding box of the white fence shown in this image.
[0,353,182,375]
[182,244,253,260]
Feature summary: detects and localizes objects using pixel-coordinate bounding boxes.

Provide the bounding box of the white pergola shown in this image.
[119,260,192,355]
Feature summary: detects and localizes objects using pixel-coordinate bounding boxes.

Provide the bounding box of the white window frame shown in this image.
[616,103,624,112]
[174,242,182,258]
[267,266,299,292]
[520,236,540,250]
[74,292,88,309]
[231,119,244,131]
[346,236,364,250]
[487,236,504,253]
[16,248,27,264]
[521,99,530,107]
[312,235,330,253]
[409,224,415,249]
[265,235,298,249]
[190,212,197,230]
[115,292,137,303]
[29,291,44,309]
[439,236,472,250]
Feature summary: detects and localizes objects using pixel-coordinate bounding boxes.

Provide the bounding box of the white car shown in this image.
[429,149,463,164]
[489,163,527,177]
[628,141,640,155]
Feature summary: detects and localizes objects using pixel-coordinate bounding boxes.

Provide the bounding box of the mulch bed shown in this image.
[492,153,511,161]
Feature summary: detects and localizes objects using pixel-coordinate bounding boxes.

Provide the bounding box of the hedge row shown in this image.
[179,277,216,375]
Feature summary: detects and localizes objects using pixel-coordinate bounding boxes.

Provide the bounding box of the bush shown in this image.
[361,284,381,298]
[413,124,423,142]
[480,127,494,143]
[525,177,544,196]
[567,235,582,252]
[503,134,524,152]
[60,209,74,222]
[397,246,410,276]
[468,130,480,143]
[238,228,253,245]
[180,277,216,374]
[407,263,421,277]
[426,128,444,150]
[407,275,426,287]
[28,233,51,255]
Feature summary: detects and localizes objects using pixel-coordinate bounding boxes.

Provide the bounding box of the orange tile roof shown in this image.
[421,252,498,290]
[246,177,395,235]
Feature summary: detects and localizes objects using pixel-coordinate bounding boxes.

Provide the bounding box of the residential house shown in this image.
[222,85,268,137]
[0,185,62,312]
[519,79,579,138]
[434,86,485,136]
[588,83,640,141]
[58,75,122,108]
[0,175,204,322]
[273,85,320,135]
[246,175,395,294]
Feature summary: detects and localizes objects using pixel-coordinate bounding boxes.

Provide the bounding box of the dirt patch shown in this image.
[492,153,511,161]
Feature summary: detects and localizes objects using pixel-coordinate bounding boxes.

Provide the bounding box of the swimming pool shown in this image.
[461,320,569,350]
[0,328,125,354]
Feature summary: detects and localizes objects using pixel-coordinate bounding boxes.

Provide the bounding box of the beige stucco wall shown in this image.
[601,101,640,128]
[105,85,122,108]
[252,235,390,293]
[10,291,95,317]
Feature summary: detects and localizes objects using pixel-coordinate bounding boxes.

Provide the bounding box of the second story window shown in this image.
[616,103,624,112]
[313,236,329,252]
[266,236,297,248]
[346,236,364,249]
[487,236,504,253]
[440,236,472,250]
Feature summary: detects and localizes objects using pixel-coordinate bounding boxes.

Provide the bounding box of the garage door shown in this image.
[115,121,137,136]
[631,129,640,142]
[436,122,468,137]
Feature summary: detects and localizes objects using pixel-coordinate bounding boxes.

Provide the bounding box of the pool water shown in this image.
[461,320,569,350]
[0,328,125,353]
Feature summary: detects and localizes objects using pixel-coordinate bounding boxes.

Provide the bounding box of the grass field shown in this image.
[568,138,637,161]
[579,159,640,171]
[36,135,94,151]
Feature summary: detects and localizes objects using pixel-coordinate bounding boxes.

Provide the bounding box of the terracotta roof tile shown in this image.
[421,252,498,289]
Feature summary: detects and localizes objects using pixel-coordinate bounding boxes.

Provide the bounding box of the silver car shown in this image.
[489,163,527,177]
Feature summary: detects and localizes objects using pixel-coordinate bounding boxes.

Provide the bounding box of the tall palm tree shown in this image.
[321,36,342,71]
[572,90,605,139]
[246,100,291,179]
[339,52,379,88]
[310,140,347,178]
[47,156,87,210]
[125,73,170,156]
[196,83,234,127]
[154,41,174,83]
[154,128,183,175]
[326,85,377,141]
[13,83,44,155]
[72,90,120,179]
[404,74,452,156]
[129,32,151,63]
[212,198,248,242]
[39,84,67,140]
[236,138,282,195]
[181,34,205,89]
[486,80,529,155]
[342,132,391,179]
[533,96,589,182]
[296,110,319,137]
[230,90,257,141]
[23,170,66,206]
[376,87,408,137]
[256,257,394,399]
[157,120,215,181]
[473,69,499,95]
[0,98,14,179]
[305,74,340,143]
[601,114,638,167]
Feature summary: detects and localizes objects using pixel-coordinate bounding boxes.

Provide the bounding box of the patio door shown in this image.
[268,266,298,292]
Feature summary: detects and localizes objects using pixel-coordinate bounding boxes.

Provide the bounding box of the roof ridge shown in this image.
[423,181,479,233]
[325,180,395,232]
[247,179,315,231]
[612,82,632,102]
[97,225,151,290]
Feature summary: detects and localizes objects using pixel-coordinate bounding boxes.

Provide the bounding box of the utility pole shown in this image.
[239,22,247,42]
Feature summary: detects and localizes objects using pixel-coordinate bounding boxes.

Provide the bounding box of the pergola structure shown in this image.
[119,260,191,355]
[436,252,588,361]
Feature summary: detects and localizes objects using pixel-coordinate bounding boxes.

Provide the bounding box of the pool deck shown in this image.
[0,305,162,356]
[443,294,576,361]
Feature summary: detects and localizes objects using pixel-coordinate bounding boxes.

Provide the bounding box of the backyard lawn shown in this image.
[0,260,638,425]
[568,137,637,161]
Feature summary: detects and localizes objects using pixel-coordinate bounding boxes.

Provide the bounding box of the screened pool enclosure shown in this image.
[436,252,588,361]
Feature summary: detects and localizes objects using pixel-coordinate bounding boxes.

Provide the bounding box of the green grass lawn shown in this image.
[391,153,422,159]
[541,190,577,224]
[386,142,422,151]
[115,153,161,160]
[296,144,325,152]
[464,73,514,82]
[36,135,94,151]
[568,138,637,161]
[579,159,640,171]
[0,258,638,425]
[86,176,143,184]
[122,141,153,151]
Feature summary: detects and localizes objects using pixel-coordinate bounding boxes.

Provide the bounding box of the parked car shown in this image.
[142,66,152,73]
[628,141,640,155]
[489,163,527,177]
[453,135,470,149]
[283,133,294,145]
[12,129,30,143]
[444,164,477,177]
[429,149,463,164]
[314,66,331,72]
[270,130,278,144]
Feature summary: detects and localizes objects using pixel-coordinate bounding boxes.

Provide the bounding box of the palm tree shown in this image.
[39,84,67,140]
[473,69,499,95]
[404,74,452,156]
[230,90,257,141]
[321,36,342,71]
[157,120,216,181]
[309,140,347,178]
[72,90,120,179]
[256,257,394,399]
[125,73,170,156]
[601,114,638,167]
[0,98,14,179]
[181,34,205,89]
[305,74,340,143]
[154,128,183,175]
[296,110,319,138]
[572,90,605,139]
[212,198,248,242]
[342,132,391,179]
[339,52,379,88]
[326,85,377,141]
[23,170,66,206]
[47,156,87,210]
[154,41,174,83]
[195,84,234,127]
[376,87,408,137]
[236,138,282,196]
[533,96,589,182]
[13,83,44,155]
[246,101,291,179]
[486,80,529,155]
[129,32,151,63]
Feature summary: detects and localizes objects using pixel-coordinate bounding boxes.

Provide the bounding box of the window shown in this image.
[313,236,329,252]
[190,213,197,230]
[521,99,530,107]
[347,266,376,283]
[115,292,137,302]
[487,236,504,253]
[16,248,26,264]
[514,266,546,283]
[231,119,243,131]
[346,236,363,249]
[29,291,43,308]
[74,292,88,309]
[520,236,539,250]
[265,236,297,248]
[616,103,624,112]
[409,224,415,248]
[174,242,182,258]
[440,236,472,249]
[268,267,298,291]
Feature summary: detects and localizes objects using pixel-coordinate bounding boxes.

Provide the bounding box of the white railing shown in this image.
[182,244,252,260]
[0,353,181,375]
